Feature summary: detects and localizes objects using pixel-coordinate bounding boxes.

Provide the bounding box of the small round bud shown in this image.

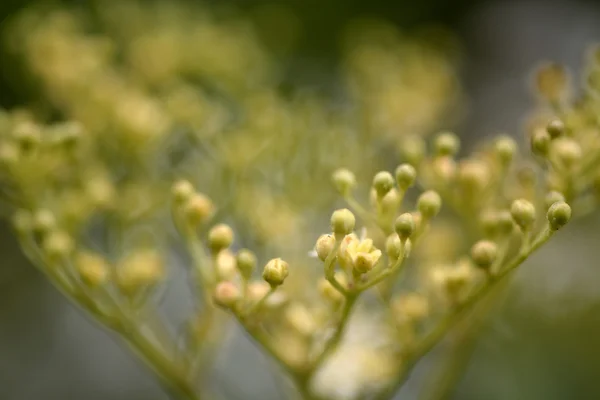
[262,258,289,287]
[471,240,498,269]
[394,213,415,241]
[213,281,241,309]
[531,129,551,157]
[13,122,41,152]
[380,188,400,214]
[372,171,395,198]
[552,138,582,169]
[496,210,516,236]
[332,168,356,195]
[330,208,355,237]
[354,252,378,274]
[216,249,237,280]
[510,199,536,230]
[395,164,417,190]
[171,180,195,204]
[42,230,74,262]
[545,191,565,210]
[417,190,442,219]
[458,160,491,194]
[434,132,460,157]
[494,135,517,165]
[75,251,110,287]
[184,193,214,226]
[116,250,164,294]
[208,224,234,253]
[33,209,56,235]
[547,201,571,231]
[236,249,257,280]
[385,233,402,260]
[315,234,336,261]
[546,119,565,139]
[391,293,430,322]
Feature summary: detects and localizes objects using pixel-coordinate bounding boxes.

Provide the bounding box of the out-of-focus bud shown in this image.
[213,281,241,309]
[471,240,498,270]
[171,180,195,204]
[545,191,566,210]
[236,249,257,281]
[216,249,238,281]
[385,233,402,260]
[332,168,357,196]
[42,230,74,262]
[208,224,233,254]
[75,251,110,287]
[116,250,164,294]
[535,63,568,102]
[417,190,442,219]
[551,138,582,169]
[434,132,460,157]
[494,135,517,166]
[184,193,214,226]
[546,119,565,139]
[318,277,345,304]
[510,199,536,231]
[391,293,430,322]
[531,129,551,157]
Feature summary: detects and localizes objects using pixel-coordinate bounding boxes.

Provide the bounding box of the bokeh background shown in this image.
[2,0,600,399]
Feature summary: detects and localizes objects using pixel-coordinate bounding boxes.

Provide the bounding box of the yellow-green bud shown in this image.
[318,278,344,304]
[531,129,551,157]
[332,168,356,195]
[496,210,515,236]
[236,249,257,280]
[545,191,566,210]
[547,201,571,231]
[116,250,164,294]
[552,138,582,169]
[75,251,110,287]
[33,209,56,235]
[458,160,491,193]
[262,258,289,287]
[315,234,336,261]
[417,190,442,219]
[42,230,74,262]
[471,240,498,269]
[546,119,565,139]
[208,224,234,253]
[494,135,517,165]
[13,122,41,152]
[372,171,395,198]
[510,199,536,230]
[394,213,415,241]
[330,208,355,237]
[395,164,417,190]
[400,135,426,166]
[171,180,195,204]
[184,193,214,226]
[213,281,241,309]
[434,132,460,157]
[385,233,402,260]
[480,210,514,238]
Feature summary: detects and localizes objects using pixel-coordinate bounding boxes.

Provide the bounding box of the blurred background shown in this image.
[2,0,600,399]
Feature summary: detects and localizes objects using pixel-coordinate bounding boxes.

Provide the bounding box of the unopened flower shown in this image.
[262,258,289,287]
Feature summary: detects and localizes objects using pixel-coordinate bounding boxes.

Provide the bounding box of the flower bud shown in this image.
[75,251,110,287]
[116,250,164,294]
[531,129,551,157]
[546,119,565,139]
[417,190,442,219]
[332,168,356,195]
[208,224,234,253]
[285,303,316,337]
[184,193,214,226]
[494,135,517,165]
[552,138,582,169]
[236,249,257,280]
[42,230,74,262]
[394,213,415,241]
[372,171,395,198]
[391,293,430,322]
[510,199,536,230]
[547,201,571,231]
[395,164,417,190]
[380,188,400,214]
[315,234,336,261]
[33,209,56,235]
[330,208,355,237]
[400,135,426,166]
[385,233,402,260]
[171,180,195,204]
[458,160,491,194]
[434,132,460,157]
[216,249,237,280]
[471,240,498,270]
[262,258,289,287]
[213,281,240,309]
[13,121,41,153]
